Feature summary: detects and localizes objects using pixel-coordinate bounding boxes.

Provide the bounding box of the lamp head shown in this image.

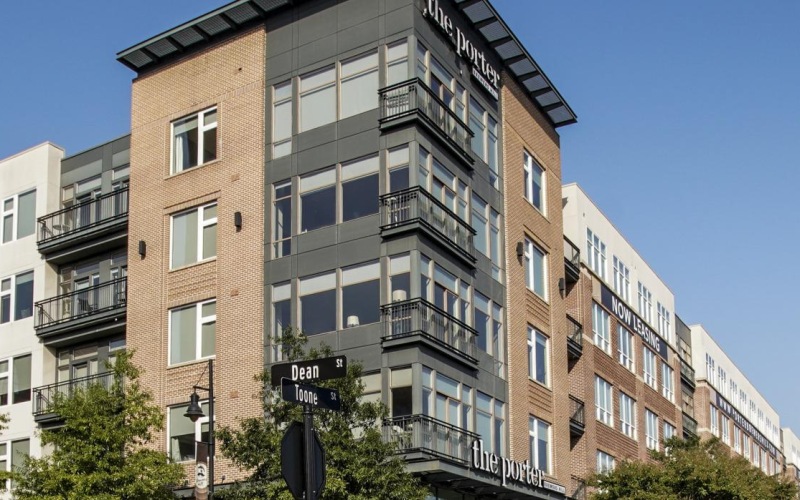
[184,392,205,422]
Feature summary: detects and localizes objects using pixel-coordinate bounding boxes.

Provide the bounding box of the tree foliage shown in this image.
[0,413,9,485]
[590,437,798,500]
[216,329,428,500]
[10,352,184,500]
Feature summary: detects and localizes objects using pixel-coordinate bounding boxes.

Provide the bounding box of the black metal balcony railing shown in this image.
[381,298,477,362]
[683,412,698,438]
[567,315,583,361]
[380,187,476,262]
[34,277,127,330]
[570,396,586,429]
[380,78,473,161]
[564,237,581,283]
[33,372,114,416]
[382,414,478,465]
[680,358,696,387]
[38,187,129,244]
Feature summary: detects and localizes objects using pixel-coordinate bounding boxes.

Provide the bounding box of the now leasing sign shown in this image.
[601,285,668,360]
[471,440,565,494]
[423,0,500,100]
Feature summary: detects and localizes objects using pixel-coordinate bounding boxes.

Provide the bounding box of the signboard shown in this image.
[715,392,779,458]
[471,439,564,493]
[281,422,326,500]
[271,356,347,387]
[281,378,342,412]
[600,285,668,360]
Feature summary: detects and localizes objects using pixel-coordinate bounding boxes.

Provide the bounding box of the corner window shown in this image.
[273,81,293,158]
[388,146,410,192]
[172,107,217,173]
[473,291,504,370]
[529,416,551,473]
[390,368,412,417]
[523,153,544,213]
[527,327,548,386]
[340,51,379,119]
[476,391,504,456]
[169,300,216,365]
[472,194,503,282]
[169,402,209,462]
[524,238,547,299]
[388,254,411,301]
[2,190,36,243]
[170,203,217,269]
[0,354,31,405]
[1,271,34,323]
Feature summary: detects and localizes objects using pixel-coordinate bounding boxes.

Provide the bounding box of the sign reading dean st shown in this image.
[423,0,500,100]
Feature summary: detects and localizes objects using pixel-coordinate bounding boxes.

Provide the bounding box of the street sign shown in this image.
[281,378,341,412]
[281,422,326,500]
[271,356,347,387]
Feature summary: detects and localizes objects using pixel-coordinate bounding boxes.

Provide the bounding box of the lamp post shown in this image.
[184,359,215,499]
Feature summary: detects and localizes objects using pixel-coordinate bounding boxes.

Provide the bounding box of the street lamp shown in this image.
[185,359,215,498]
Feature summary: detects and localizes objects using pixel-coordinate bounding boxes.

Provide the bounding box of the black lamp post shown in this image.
[184,359,215,498]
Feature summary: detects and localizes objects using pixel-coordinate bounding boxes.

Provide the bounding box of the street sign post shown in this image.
[281,422,325,500]
[271,356,347,386]
[281,378,341,412]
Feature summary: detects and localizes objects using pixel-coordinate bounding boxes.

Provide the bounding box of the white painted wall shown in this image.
[562,183,676,345]
[0,142,63,491]
[784,427,800,469]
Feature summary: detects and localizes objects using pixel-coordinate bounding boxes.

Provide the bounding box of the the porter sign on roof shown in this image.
[423,0,500,100]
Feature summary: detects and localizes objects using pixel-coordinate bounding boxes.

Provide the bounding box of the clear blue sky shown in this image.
[2,1,798,431]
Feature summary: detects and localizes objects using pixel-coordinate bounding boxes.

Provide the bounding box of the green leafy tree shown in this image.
[216,329,428,500]
[590,436,798,500]
[10,352,184,500]
[0,413,9,485]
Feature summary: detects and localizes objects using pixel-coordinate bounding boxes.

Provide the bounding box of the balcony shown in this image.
[680,358,696,389]
[382,414,478,465]
[32,372,114,426]
[683,412,698,439]
[380,187,476,265]
[567,315,583,361]
[37,187,129,264]
[569,396,586,438]
[379,78,474,165]
[34,277,127,346]
[381,298,477,366]
[564,237,581,284]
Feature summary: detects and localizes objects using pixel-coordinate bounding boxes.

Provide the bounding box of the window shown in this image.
[388,145,410,192]
[710,405,719,437]
[743,434,750,459]
[618,325,634,371]
[523,152,544,213]
[386,40,408,85]
[0,439,29,489]
[592,303,611,354]
[662,363,674,402]
[472,194,503,282]
[733,426,742,453]
[657,303,671,342]
[423,367,474,433]
[424,152,468,220]
[169,402,209,462]
[663,421,676,442]
[299,66,336,131]
[300,168,335,232]
[529,417,551,473]
[619,392,636,439]
[171,203,217,269]
[271,282,291,362]
[273,81,292,158]
[0,354,32,405]
[388,253,410,301]
[2,190,36,243]
[612,256,630,302]
[645,410,659,450]
[299,272,336,335]
[390,368,412,417]
[527,327,548,385]
[586,228,607,280]
[273,181,292,258]
[596,451,615,473]
[341,155,379,222]
[172,108,217,173]
[637,282,652,324]
[642,347,656,389]
[595,376,613,426]
[721,415,730,445]
[341,261,380,328]
[718,367,726,397]
[341,50,379,119]
[1,271,34,323]
[468,98,499,186]
[524,238,547,299]
[475,391,504,456]
[706,354,715,385]
[473,291,505,365]
[169,300,215,365]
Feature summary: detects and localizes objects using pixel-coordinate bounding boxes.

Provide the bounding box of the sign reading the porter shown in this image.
[471,439,564,494]
[423,0,500,100]
[601,285,668,360]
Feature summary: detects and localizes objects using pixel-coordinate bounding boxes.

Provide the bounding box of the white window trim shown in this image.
[595,376,613,427]
[597,450,615,473]
[643,347,657,389]
[0,354,31,407]
[661,363,674,402]
[170,107,218,174]
[619,392,636,440]
[2,190,36,244]
[645,410,659,451]
[528,416,551,474]
[272,80,293,158]
[586,228,607,280]
[592,303,610,354]
[612,256,630,302]
[618,325,634,371]
[523,151,545,214]
[169,203,218,270]
[1,271,33,324]
[524,238,548,300]
[167,299,216,366]
[167,400,211,463]
[527,326,549,387]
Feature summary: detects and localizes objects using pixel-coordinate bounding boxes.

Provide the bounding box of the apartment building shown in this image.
[561,183,691,493]
[0,142,63,497]
[691,325,783,475]
[116,0,576,497]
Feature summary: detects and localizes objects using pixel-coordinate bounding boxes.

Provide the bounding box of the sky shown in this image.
[1,2,798,431]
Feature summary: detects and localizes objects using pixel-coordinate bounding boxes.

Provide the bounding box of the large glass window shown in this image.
[271,282,291,362]
[645,410,659,450]
[171,203,217,269]
[643,347,657,389]
[657,303,671,342]
[169,402,209,462]
[613,256,630,302]
[299,272,336,335]
[0,361,7,406]
[300,168,336,232]
[340,50,379,119]
[524,238,547,299]
[469,97,486,161]
[662,363,674,402]
[663,421,676,442]
[0,354,31,406]
[592,303,611,354]
[618,325,634,371]
[388,145,410,192]
[273,81,293,158]
[619,392,636,439]
[386,40,408,86]
[527,327,548,386]
[388,254,410,302]
[472,194,503,282]
[0,271,33,324]
[1,190,36,244]
[637,282,653,324]
[299,66,336,132]
[597,450,615,473]
[341,261,380,328]
[529,417,551,473]
[423,368,473,434]
[172,108,217,173]
[710,405,719,436]
[341,155,379,222]
[476,391,504,456]
[595,375,613,426]
[586,228,607,280]
[523,152,544,213]
[169,300,216,365]
[273,181,292,258]
[390,368,412,417]
[721,415,730,445]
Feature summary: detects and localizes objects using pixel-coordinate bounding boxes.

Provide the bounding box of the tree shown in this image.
[0,413,9,485]
[590,436,798,500]
[216,329,429,500]
[10,352,184,500]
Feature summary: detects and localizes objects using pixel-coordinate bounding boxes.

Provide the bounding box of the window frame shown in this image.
[524,238,547,300]
[527,326,549,386]
[596,450,615,474]
[643,346,657,389]
[168,299,216,366]
[586,228,607,280]
[645,409,659,451]
[168,401,210,463]
[662,363,674,402]
[272,80,293,158]
[170,107,218,174]
[169,203,218,270]
[298,65,336,132]
[595,375,613,427]
[612,256,630,302]
[619,391,636,440]
[339,50,380,119]
[592,302,611,354]
[523,151,545,214]
[618,325,634,371]
[637,282,653,324]
[528,416,551,474]
[2,189,36,244]
[0,270,34,324]
[710,405,719,437]
[0,354,32,406]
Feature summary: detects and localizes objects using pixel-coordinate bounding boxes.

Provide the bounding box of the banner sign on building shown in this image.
[471,440,565,494]
[715,393,779,458]
[601,285,668,360]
